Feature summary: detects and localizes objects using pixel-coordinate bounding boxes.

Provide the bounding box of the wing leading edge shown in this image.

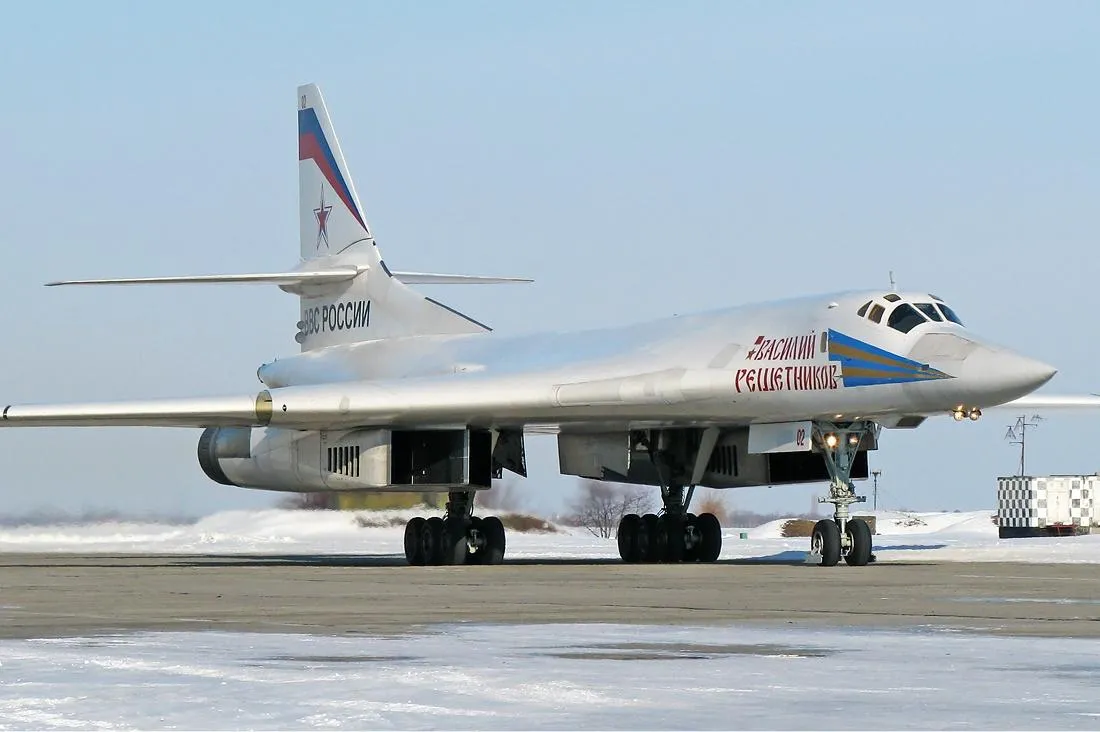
[1,369,737,431]
[1,393,273,428]
[45,269,362,287]
[8,378,1100,432]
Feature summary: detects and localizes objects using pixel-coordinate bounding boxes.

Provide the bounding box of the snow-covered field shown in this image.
[0,508,1098,563]
[3,511,1099,729]
[2,623,1099,730]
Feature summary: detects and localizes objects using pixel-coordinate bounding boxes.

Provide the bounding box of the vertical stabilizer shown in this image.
[295,84,490,350]
[298,84,376,260]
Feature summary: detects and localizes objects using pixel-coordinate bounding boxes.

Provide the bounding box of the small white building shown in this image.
[996,475,1096,537]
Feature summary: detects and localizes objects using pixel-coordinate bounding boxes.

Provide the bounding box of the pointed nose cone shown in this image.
[1010,354,1058,391]
[961,347,1057,404]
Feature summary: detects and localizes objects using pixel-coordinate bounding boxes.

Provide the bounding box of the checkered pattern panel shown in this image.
[997,476,1096,528]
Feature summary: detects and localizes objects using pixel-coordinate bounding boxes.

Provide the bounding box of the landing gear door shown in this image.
[748,421,813,454]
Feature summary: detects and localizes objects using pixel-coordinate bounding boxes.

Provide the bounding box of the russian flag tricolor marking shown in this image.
[298,108,367,230]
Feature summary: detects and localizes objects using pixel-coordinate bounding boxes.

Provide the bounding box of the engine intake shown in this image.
[197,427,252,486]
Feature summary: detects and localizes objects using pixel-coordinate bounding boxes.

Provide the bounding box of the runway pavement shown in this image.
[1,554,1098,639]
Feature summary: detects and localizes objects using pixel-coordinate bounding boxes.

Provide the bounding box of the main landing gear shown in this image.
[402,491,506,566]
[616,430,723,563]
[616,484,723,564]
[809,421,877,567]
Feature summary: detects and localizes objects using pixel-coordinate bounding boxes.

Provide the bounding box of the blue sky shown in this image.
[1,1,1098,518]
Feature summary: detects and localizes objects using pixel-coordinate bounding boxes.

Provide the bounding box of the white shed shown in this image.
[996,475,1095,538]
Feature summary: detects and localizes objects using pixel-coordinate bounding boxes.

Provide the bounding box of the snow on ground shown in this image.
[1,623,1099,730]
[0,508,1097,563]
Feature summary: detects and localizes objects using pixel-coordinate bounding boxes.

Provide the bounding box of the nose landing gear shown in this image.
[807,421,878,567]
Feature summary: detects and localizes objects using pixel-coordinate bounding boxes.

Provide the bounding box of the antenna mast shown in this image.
[1005,415,1042,477]
[888,270,896,291]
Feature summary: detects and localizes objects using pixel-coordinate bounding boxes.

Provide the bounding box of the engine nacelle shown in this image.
[197,426,500,492]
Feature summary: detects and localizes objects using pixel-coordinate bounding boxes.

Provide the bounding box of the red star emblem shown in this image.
[314,186,333,249]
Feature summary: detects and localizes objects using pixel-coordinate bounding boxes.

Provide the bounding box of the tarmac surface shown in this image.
[1,554,1098,639]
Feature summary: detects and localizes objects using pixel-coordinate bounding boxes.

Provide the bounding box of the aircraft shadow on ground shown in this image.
[163,551,935,569]
[158,543,948,569]
[875,543,948,552]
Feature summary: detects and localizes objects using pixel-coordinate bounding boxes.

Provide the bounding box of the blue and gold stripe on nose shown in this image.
[828,330,952,387]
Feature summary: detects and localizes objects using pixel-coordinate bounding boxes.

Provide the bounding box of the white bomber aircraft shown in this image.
[4,84,1097,567]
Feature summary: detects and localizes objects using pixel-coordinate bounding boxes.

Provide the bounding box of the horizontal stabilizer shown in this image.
[995,394,1100,410]
[45,268,362,287]
[391,272,533,285]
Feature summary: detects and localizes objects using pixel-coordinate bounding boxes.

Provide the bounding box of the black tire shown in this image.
[424,516,445,565]
[641,513,659,562]
[480,515,506,565]
[442,517,471,566]
[812,519,841,567]
[696,512,722,563]
[617,513,641,563]
[404,517,427,566]
[844,518,873,567]
[656,515,685,563]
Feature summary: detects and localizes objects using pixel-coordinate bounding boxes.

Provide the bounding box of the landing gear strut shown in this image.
[403,491,506,566]
[809,421,876,567]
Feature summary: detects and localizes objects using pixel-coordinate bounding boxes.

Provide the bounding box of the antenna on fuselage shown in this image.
[889,270,896,291]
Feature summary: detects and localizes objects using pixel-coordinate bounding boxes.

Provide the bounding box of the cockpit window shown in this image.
[937,304,964,325]
[856,301,871,317]
[883,293,901,303]
[887,303,927,334]
[868,303,885,324]
[915,303,943,322]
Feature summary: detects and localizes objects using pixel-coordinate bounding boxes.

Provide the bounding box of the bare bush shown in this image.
[781,519,815,537]
[566,480,653,539]
[500,514,559,533]
[354,514,408,528]
[278,492,337,510]
[693,489,729,524]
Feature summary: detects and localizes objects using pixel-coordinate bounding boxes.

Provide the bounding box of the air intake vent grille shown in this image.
[327,445,360,477]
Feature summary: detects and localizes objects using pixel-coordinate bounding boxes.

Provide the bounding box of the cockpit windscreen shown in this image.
[856,294,964,332]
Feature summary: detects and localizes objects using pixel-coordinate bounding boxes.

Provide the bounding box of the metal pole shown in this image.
[1019,419,1025,477]
[871,470,881,511]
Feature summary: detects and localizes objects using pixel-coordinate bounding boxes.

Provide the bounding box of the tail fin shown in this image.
[295,84,492,350]
[298,84,376,260]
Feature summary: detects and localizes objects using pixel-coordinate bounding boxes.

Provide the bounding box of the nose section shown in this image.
[1007,353,1058,390]
[960,346,1057,403]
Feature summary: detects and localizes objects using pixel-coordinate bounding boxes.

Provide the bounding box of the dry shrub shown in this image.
[781,516,877,536]
[566,480,653,538]
[694,492,729,524]
[354,514,408,528]
[278,492,338,510]
[353,512,558,532]
[500,514,559,533]
[781,519,816,537]
[853,515,877,535]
